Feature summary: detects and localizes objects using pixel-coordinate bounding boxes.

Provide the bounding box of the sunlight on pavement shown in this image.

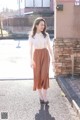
[0,40,54,79]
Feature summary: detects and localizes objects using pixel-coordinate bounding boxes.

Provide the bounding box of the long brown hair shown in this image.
[30,17,47,38]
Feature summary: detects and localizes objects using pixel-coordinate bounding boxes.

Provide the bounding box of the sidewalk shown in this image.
[57,75,80,119]
[0,79,79,120]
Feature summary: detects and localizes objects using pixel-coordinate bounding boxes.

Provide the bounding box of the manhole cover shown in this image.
[1,112,8,119]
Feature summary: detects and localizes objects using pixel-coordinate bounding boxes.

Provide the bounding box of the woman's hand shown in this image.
[51,56,55,64]
[30,60,36,68]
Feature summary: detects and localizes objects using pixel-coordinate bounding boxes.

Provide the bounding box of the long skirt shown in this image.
[33,48,50,91]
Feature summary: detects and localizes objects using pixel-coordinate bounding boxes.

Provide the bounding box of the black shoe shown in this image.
[40,99,44,104]
[44,101,49,105]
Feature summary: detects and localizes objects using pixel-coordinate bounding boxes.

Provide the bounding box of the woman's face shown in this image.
[36,21,45,32]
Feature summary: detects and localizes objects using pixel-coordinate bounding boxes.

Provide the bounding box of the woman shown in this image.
[29,17,53,105]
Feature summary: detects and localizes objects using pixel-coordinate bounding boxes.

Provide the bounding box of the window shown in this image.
[75,0,80,5]
[43,0,50,7]
[25,0,50,8]
[25,0,33,7]
[35,0,42,7]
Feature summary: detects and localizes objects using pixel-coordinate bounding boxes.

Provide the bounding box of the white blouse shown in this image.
[29,32,50,49]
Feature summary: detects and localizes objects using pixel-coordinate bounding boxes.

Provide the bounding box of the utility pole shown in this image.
[33,0,35,7]
[19,0,21,15]
[0,15,3,37]
[25,0,26,8]
[17,0,22,15]
[16,0,22,48]
[42,0,43,7]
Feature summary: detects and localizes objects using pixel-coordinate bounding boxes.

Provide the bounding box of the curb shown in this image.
[72,100,80,118]
[0,34,54,40]
[0,36,28,40]
[56,76,80,119]
[0,77,54,81]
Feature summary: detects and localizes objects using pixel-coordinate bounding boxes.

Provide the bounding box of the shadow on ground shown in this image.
[35,104,55,120]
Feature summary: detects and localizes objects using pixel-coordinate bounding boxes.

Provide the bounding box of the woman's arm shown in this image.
[47,34,54,62]
[30,41,33,63]
[29,37,36,68]
[47,40,53,57]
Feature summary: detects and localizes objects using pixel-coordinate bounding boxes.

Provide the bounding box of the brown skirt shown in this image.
[33,48,50,91]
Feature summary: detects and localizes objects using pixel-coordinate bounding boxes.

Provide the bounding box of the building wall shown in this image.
[3,16,54,34]
[54,0,80,76]
[24,7,50,13]
[24,0,54,13]
[25,0,50,7]
[3,16,54,26]
[55,0,80,38]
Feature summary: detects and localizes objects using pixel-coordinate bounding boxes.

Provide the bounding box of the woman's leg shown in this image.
[38,89,43,100]
[42,89,48,102]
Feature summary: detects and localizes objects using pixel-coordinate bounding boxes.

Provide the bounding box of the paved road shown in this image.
[0,39,54,79]
[0,79,79,120]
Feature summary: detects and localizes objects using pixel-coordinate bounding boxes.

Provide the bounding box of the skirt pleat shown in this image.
[33,48,50,91]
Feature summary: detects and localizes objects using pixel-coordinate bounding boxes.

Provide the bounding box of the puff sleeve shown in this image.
[29,35,33,45]
[46,33,51,45]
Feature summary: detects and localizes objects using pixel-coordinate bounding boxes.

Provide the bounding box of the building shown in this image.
[2,0,54,37]
[24,0,54,14]
[54,0,80,76]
